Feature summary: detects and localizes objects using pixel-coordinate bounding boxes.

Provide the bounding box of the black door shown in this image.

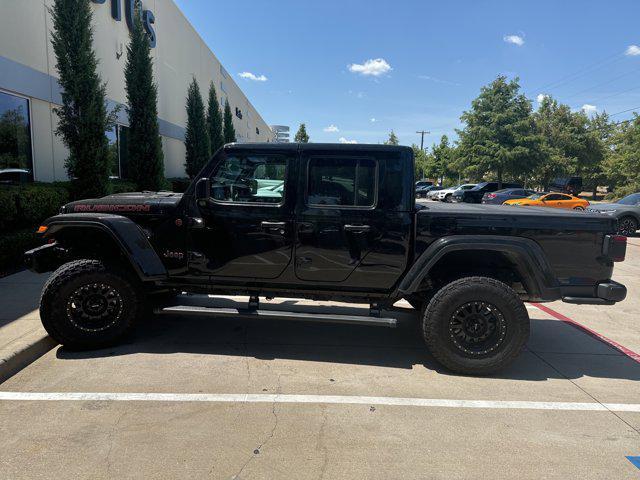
[295,150,412,289]
[190,149,296,279]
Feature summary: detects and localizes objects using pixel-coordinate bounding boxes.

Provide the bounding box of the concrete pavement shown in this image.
[0,240,638,478]
[0,270,55,383]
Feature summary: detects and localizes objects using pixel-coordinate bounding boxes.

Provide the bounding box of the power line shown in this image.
[531,51,626,93]
[561,66,640,101]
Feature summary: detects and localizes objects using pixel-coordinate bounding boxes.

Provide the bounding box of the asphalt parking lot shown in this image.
[0,239,639,479]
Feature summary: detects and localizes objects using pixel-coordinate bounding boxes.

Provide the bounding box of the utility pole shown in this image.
[416,130,430,151]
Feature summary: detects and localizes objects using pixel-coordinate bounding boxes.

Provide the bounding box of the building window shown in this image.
[220,81,228,95]
[0,90,33,180]
[220,65,228,79]
[256,127,260,135]
[106,124,130,179]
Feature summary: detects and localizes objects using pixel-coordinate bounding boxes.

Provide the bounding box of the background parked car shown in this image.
[452,181,523,203]
[482,188,536,205]
[415,180,433,189]
[587,192,640,236]
[425,186,445,200]
[416,185,440,199]
[549,177,583,196]
[435,183,476,202]
[0,168,32,185]
[504,192,589,210]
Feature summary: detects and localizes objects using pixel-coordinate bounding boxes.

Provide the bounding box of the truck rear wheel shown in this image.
[40,259,140,350]
[422,276,529,375]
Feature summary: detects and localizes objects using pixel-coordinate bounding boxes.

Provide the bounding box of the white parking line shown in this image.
[1,392,639,412]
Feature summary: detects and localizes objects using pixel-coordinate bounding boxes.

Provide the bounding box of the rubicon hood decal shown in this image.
[73,204,152,213]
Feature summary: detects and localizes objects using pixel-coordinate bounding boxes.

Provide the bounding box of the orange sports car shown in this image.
[504,192,590,210]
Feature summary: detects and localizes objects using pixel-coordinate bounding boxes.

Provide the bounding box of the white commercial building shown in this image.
[0,0,272,182]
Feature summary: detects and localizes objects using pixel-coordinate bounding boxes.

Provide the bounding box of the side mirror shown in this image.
[195,177,210,202]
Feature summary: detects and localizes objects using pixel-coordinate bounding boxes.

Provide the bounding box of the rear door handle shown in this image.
[261,221,287,232]
[344,224,371,233]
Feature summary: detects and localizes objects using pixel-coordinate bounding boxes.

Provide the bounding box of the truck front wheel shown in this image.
[40,259,140,350]
[422,276,529,375]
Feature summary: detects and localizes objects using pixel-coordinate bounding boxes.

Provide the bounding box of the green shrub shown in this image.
[0,188,18,230]
[0,228,40,273]
[168,177,191,193]
[109,179,138,194]
[17,184,69,226]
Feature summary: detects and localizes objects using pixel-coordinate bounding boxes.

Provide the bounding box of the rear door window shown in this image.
[307,157,377,207]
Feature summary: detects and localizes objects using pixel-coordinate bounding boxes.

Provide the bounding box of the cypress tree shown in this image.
[184,78,210,178]
[294,123,310,143]
[223,99,237,144]
[207,83,224,153]
[50,0,116,199]
[124,0,164,191]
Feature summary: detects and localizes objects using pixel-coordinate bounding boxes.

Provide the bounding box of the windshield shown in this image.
[528,193,546,200]
[618,193,640,205]
[471,182,489,191]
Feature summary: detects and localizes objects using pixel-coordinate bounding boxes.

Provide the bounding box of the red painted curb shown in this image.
[531,303,640,364]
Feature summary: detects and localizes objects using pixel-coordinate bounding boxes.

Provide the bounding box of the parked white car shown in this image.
[435,184,477,202]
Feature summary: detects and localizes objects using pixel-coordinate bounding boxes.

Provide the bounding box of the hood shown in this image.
[63,191,183,216]
[587,203,620,212]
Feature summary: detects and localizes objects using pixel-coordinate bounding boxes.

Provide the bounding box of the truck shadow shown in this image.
[56,299,640,382]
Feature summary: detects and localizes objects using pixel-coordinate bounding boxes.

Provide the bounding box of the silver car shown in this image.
[587,193,640,236]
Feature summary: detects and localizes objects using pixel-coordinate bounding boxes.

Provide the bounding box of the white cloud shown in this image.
[503,34,525,46]
[238,72,268,82]
[348,58,392,77]
[339,137,358,144]
[370,118,376,123]
[582,104,598,115]
[323,124,339,133]
[537,93,548,103]
[626,45,640,56]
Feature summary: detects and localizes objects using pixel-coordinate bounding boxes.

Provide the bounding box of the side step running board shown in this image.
[155,305,397,328]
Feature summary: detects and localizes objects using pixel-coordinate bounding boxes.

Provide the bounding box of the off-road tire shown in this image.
[40,259,141,350]
[618,216,638,237]
[422,276,529,375]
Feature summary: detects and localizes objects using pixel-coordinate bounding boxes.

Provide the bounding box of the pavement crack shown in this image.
[530,349,640,436]
[230,374,282,479]
[105,409,127,475]
[315,406,329,480]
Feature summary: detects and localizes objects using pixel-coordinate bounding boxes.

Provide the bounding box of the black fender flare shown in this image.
[397,235,561,301]
[40,214,167,281]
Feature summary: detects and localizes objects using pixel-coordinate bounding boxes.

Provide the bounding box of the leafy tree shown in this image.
[384,130,399,145]
[184,78,210,178]
[223,99,237,144]
[50,0,117,198]
[294,123,309,143]
[412,145,429,180]
[207,83,224,153]
[428,135,456,184]
[533,96,605,195]
[124,0,164,191]
[604,114,640,195]
[457,76,544,188]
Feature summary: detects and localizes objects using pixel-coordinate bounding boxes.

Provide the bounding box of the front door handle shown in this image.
[344,224,371,233]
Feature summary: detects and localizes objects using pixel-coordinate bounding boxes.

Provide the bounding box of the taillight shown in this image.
[486,194,497,199]
[604,235,627,262]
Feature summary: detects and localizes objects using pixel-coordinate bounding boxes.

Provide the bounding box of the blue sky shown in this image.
[174,0,640,147]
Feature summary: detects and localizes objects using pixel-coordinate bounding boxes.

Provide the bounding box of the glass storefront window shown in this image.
[105,124,131,179]
[0,90,33,180]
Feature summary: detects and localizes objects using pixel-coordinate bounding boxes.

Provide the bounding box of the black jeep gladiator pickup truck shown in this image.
[25,143,628,375]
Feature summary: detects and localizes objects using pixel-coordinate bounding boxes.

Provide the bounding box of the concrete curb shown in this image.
[0,333,57,384]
